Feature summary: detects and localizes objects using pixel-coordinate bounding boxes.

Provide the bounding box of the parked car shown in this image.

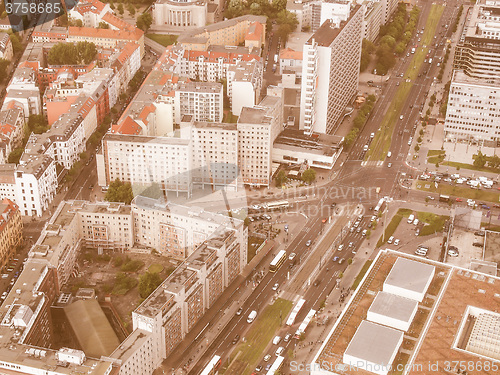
[387,236,394,244]
[263,354,271,362]
[339,258,345,264]
[338,244,344,251]
[256,365,263,372]
[305,240,312,246]
[394,239,400,245]
[474,231,485,237]
[448,249,459,257]
[289,253,296,261]
[272,283,279,291]
[236,307,243,316]
[232,334,240,344]
[284,333,292,342]
[473,242,483,248]
[333,256,339,262]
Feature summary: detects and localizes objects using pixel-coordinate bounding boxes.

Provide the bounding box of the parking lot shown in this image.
[446,229,484,267]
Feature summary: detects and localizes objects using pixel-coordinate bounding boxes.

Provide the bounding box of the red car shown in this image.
[456,198,463,202]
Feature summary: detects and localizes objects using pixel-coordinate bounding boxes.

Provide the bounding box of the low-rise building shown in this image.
[0,198,22,270]
[153,0,208,28]
[0,32,13,61]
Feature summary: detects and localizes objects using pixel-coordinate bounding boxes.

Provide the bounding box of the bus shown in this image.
[286,298,306,326]
[374,198,385,213]
[294,309,316,338]
[266,356,285,375]
[269,250,287,272]
[200,355,221,375]
[265,200,290,210]
[439,195,450,203]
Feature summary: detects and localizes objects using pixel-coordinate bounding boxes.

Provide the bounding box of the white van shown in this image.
[387,151,392,158]
[407,214,415,224]
[247,310,257,323]
[363,145,369,152]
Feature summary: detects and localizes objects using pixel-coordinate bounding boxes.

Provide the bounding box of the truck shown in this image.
[247,310,257,323]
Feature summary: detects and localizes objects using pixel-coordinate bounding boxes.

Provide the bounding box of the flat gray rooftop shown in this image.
[344,320,403,368]
[368,291,418,323]
[384,257,435,295]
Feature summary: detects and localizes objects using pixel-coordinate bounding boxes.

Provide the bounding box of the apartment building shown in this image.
[189,118,239,191]
[279,48,303,76]
[114,209,246,374]
[227,61,263,116]
[0,105,25,164]
[180,46,261,83]
[454,0,500,79]
[67,26,145,58]
[2,67,42,119]
[363,0,383,42]
[444,70,500,143]
[0,32,13,61]
[300,5,363,134]
[153,0,207,27]
[14,154,57,217]
[177,15,266,51]
[68,0,113,28]
[102,133,193,196]
[238,96,283,187]
[24,112,86,170]
[0,198,22,270]
[174,81,223,124]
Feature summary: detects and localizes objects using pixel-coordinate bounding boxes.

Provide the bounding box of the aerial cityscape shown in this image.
[0,0,498,374]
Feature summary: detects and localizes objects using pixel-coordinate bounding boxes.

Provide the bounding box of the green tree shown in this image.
[9,33,22,54]
[105,178,134,204]
[302,168,316,184]
[28,115,49,134]
[244,217,250,227]
[137,12,153,32]
[117,3,124,15]
[128,4,136,16]
[98,21,110,29]
[138,272,162,298]
[473,151,487,168]
[275,170,288,187]
[0,59,9,83]
[488,155,500,170]
[8,148,23,164]
[47,42,97,65]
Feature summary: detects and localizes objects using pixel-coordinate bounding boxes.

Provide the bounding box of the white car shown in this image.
[272,283,279,291]
[448,249,459,257]
[388,236,394,244]
[338,244,344,251]
[289,253,296,261]
[273,336,281,345]
[413,218,419,226]
[394,239,400,245]
[362,229,368,236]
[400,115,404,120]
[275,347,285,356]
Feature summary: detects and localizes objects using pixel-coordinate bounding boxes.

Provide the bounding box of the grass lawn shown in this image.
[351,260,373,290]
[416,182,500,204]
[430,159,500,174]
[416,212,449,236]
[148,263,164,274]
[376,209,408,247]
[224,298,293,375]
[481,223,500,232]
[248,236,265,262]
[366,3,444,161]
[145,34,178,47]
[427,150,445,157]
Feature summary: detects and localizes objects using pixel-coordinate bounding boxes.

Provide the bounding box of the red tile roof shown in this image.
[183,50,261,63]
[279,48,303,60]
[245,22,263,41]
[111,116,142,135]
[68,27,143,41]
